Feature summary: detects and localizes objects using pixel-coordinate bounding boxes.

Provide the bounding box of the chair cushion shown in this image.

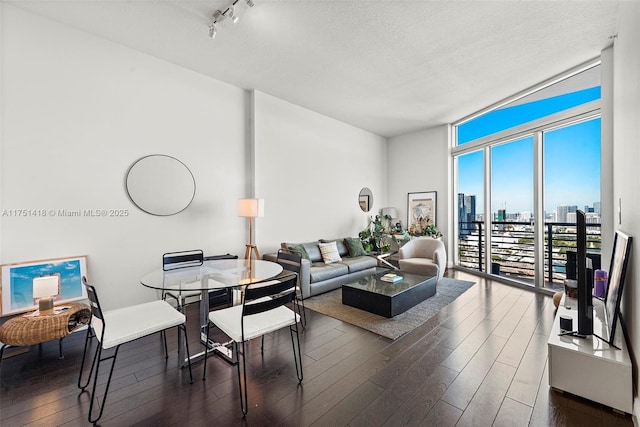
[343,237,368,257]
[93,300,185,349]
[398,258,439,277]
[209,304,299,342]
[318,241,342,264]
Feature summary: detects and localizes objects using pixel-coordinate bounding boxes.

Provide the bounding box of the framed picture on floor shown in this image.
[1,255,88,316]
[407,191,437,231]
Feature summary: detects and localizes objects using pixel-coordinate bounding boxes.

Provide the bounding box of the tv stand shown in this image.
[548,294,632,413]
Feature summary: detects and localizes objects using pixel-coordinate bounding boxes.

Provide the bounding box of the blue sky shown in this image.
[458,87,601,215]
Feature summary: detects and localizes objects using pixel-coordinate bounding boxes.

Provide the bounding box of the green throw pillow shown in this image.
[344,237,367,257]
[286,244,310,260]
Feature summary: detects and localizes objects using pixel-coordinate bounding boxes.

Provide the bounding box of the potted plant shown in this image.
[360,214,393,253]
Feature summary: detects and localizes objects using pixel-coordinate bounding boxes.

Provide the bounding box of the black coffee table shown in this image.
[342,271,437,318]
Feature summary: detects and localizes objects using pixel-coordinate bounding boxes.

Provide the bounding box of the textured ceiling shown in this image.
[8,1,621,137]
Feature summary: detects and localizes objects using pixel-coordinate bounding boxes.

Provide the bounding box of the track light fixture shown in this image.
[208,0,255,39]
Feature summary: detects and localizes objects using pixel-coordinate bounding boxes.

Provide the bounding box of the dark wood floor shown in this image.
[0,270,633,426]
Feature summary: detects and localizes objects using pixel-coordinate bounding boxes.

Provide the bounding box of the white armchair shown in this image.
[397,237,447,282]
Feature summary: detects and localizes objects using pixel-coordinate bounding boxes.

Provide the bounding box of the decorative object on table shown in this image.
[407,191,437,235]
[594,269,607,298]
[78,277,193,425]
[32,276,60,315]
[238,198,264,260]
[126,154,196,216]
[380,273,403,283]
[1,255,88,316]
[358,187,373,212]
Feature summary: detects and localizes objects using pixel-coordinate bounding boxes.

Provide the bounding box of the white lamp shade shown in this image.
[381,207,398,218]
[33,276,59,298]
[238,198,264,218]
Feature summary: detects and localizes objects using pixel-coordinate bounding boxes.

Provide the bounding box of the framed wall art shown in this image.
[1,255,88,316]
[407,191,437,231]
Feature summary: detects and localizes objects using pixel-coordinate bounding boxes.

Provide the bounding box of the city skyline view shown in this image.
[457,86,601,218]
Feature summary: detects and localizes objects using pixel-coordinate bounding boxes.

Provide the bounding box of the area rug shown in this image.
[303,278,475,340]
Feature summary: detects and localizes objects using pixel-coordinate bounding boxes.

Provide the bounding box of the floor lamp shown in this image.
[239,198,264,260]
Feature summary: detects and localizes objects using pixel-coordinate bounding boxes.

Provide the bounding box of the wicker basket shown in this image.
[0,303,91,346]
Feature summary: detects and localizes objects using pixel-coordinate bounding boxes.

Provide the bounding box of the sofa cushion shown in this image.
[318,241,342,264]
[282,241,322,262]
[320,238,349,257]
[284,243,310,260]
[338,255,378,273]
[343,237,367,257]
[309,262,349,283]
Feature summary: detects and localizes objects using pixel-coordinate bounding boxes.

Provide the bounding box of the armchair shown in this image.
[397,237,446,282]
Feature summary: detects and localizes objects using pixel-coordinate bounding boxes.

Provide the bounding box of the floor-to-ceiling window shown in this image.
[453,61,602,290]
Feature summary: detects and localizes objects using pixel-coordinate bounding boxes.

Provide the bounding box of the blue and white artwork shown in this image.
[1,256,88,315]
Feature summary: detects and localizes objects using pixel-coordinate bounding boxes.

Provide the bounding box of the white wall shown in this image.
[387,125,450,252]
[0,5,248,310]
[0,5,391,312]
[612,1,640,418]
[253,91,388,254]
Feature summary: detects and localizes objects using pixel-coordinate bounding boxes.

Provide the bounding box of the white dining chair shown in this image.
[201,273,302,416]
[77,276,193,425]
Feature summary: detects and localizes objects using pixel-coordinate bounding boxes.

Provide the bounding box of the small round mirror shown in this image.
[358,187,373,212]
[126,155,196,216]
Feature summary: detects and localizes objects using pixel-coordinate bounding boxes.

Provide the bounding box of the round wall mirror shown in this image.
[358,187,373,212]
[126,155,196,216]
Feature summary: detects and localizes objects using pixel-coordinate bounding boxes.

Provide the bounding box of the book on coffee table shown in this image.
[381,273,403,283]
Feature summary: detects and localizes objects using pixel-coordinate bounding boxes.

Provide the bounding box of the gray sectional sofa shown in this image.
[264,238,377,298]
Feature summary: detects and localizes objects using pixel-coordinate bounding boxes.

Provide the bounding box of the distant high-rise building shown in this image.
[556,205,578,223]
[458,193,476,237]
[594,202,601,215]
[497,208,506,231]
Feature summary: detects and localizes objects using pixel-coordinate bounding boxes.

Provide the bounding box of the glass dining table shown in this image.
[140,258,283,366]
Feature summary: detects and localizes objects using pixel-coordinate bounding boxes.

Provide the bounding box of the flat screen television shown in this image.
[576,210,593,336]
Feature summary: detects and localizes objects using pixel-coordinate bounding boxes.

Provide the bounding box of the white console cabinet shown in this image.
[548,294,632,413]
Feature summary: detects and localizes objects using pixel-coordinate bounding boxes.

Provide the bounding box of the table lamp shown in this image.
[33,275,59,314]
[238,198,264,260]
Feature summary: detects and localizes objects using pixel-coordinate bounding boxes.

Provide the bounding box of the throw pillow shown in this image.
[286,244,310,260]
[318,241,342,264]
[344,237,367,257]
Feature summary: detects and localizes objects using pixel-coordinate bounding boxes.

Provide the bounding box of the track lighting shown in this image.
[208,0,254,39]
[225,6,239,23]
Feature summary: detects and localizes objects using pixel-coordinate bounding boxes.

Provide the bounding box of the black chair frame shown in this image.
[277,249,307,327]
[77,277,193,425]
[203,273,303,416]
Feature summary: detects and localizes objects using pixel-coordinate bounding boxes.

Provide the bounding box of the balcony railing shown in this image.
[458,221,601,288]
